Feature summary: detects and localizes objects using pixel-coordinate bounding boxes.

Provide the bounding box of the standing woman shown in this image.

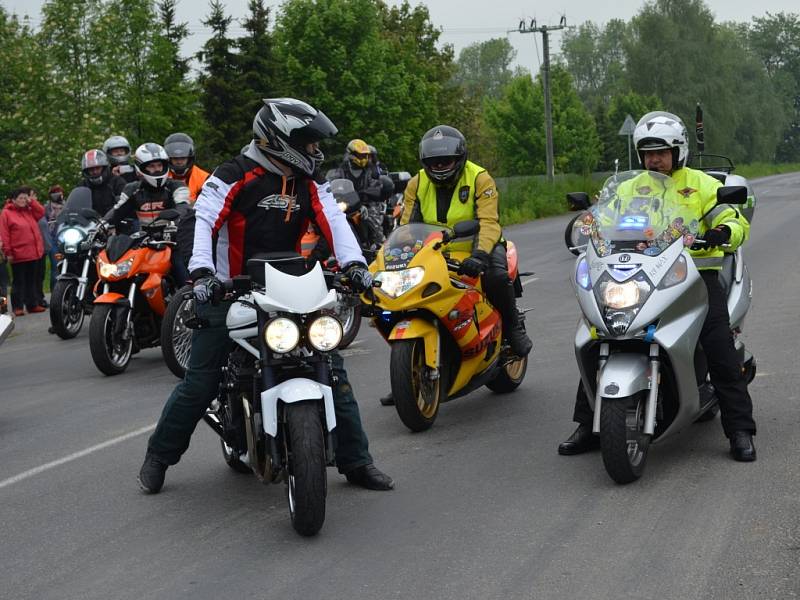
[0,188,46,315]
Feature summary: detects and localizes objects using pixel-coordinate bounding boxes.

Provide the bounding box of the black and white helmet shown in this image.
[134,143,170,189]
[633,111,689,169]
[102,135,131,167]
[81,149,111,186]
[252,98,338,176]
[164,132,195,176]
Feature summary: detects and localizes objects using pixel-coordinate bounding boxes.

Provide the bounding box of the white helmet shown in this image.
[633,111,689,169]
[134,143,170,188]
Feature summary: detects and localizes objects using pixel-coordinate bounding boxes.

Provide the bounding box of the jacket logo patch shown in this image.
[140,201,165,211]
[677,187,697,198]
[459,186,470,203]
[483,188,495,197]
[257,194,300,213]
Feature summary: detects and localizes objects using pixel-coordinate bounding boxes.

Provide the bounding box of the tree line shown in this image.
[0,0,797,198]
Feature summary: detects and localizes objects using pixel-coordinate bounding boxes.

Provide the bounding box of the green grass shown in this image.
[731,162,800,180]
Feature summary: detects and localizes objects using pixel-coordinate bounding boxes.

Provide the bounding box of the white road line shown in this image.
[522,277,539,287]
[0,423,156,490]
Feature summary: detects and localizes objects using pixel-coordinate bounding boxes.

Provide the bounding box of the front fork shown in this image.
[593,342,661,436]
[76,258,90,301]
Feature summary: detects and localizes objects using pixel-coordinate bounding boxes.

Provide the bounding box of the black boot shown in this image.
[379,392,395,406]
[492,281,532,357]
[138,451,168,493]
[729,431,756,462]
[345,463,394,490]
[558,424,600,455]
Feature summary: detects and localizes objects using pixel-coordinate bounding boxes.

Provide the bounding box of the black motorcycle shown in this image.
[49,188,106,338]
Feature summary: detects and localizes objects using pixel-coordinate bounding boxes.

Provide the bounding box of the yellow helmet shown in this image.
[346,138,370,169]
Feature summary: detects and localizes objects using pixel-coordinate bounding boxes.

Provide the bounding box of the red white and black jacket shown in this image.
[188,143,365,280]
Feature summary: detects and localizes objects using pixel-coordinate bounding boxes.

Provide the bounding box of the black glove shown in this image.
[343,262,373,293]
[702,225,731,248]
[457,250,490,278]
[190,269,223,305]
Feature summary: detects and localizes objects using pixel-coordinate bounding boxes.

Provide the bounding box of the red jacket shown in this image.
[0,199,45,263]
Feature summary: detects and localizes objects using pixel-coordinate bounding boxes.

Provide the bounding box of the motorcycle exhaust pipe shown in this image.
[202,410,224,437]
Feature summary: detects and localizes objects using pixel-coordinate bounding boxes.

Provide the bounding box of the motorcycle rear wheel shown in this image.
[391,339,441,432]
[486,355,528,393]
[285,401,327,537]
[89,304,133,375]
[50,279,85,339]
[599,392,651,484]
[160,285,194,379]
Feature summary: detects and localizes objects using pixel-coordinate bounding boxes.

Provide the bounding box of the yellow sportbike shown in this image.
[363,221,529,431]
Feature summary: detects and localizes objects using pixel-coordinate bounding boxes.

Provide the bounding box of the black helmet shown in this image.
[164,132,195,176]
[252,98,338,176]
[419,125,467,187]
[81,149,111,187]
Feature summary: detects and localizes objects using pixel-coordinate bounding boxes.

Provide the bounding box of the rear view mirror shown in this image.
[453,220,480,239]
[566,192,590,211]
[716,186,748,205]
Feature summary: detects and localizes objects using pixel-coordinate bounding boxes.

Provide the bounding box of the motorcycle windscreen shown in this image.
[382,223,449,271]
[57,187,95,227]
[587,170,699,257]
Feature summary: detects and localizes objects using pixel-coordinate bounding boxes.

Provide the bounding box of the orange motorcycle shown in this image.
[89,210,181,375]
[364,220,529,431]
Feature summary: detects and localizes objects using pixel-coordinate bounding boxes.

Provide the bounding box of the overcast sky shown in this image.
[3,0,797,73]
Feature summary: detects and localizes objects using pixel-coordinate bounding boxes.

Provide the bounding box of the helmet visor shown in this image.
[288,110,338,147]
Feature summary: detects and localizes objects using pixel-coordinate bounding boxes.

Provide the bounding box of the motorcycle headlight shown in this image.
[58,227,86,246]
[98,257,134,278]
[375,267,425,298]
[307,315,343,351]
[264,317,300,353]
[594,272,653,335]
[603,280,641,309]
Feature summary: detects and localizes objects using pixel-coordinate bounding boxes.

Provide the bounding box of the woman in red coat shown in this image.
[0,188,45,315]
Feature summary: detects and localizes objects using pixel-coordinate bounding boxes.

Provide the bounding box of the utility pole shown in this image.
[510,16,567,183]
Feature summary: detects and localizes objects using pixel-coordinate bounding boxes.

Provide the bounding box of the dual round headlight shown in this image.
[264,315,343,353]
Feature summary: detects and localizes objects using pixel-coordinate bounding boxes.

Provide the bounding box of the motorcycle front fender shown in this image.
[94,292,128,306]
[593,353,651,409]
[260,378,335,437]
[389,318,439,369]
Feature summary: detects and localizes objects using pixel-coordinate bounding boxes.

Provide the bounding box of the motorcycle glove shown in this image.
[458,250,490,278]
[342,262,373,293]
[191,269,224,305]
[702,224,731,248]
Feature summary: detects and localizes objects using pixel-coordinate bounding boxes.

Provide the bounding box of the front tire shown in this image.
[50,279,85,339]
[486,355,528,393]
[565,212,589,255]
[599,393,651,484]
[335,295,361,349]
[160,286,194,379]
[391,339,441,432]
[285,402,327,537]
[89,304,133,375]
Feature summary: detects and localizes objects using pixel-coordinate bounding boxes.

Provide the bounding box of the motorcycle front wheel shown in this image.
[50,279,85,339]
[160,285,194,379]
[89,304,133,375]
[391,339,441,432]
[285,401,327,537]
[565,212,589,255]
[335,295,361,349]
[599,392,651,484]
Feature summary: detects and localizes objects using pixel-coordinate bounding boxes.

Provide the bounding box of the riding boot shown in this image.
[491,280,532,357]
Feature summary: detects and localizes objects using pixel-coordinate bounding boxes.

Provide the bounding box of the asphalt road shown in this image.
[1,173,799,600]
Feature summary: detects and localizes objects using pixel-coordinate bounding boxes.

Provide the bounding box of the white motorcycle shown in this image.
[570,170,755,483]
[200,254,346,536]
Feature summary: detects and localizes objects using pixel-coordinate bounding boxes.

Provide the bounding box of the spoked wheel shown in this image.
[50,279,85,339]
[285,401,327,537]
[565,212,589,255]
[334,294,361,349]
[599,392,651,484]
[390,339,441,432]
[89,304,133,375]
[160,286,194,378]
[486,355,528,393]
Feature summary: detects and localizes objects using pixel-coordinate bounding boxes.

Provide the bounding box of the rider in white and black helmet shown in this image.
[76,149,126,215]
[137,98,394,495]
[102,135,137,183]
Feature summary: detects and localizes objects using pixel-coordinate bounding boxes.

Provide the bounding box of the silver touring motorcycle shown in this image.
[200,254,346,536]
[570,170,756,483]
